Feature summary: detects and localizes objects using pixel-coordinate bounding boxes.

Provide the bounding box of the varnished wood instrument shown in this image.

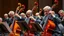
[41,14,56,36]
[9,6,21,36]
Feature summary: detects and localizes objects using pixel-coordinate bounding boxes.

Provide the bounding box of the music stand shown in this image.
[33,23,43,32]
[29,22,43,32]
[17,21,43,33]
[0,24,9,36]
[0,24,9,33]
[17,21,30,31]
[28,23,38,32]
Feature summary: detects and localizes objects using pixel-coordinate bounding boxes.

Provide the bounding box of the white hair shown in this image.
[20,13,26,17]
[59,10,64,13]
[8,11,14,15]
[43,6,52,10]
[4,13,8,16]
[0,17,2,22]
[20,13,25,16]
[26,10,32,14]
[35,13,39,15]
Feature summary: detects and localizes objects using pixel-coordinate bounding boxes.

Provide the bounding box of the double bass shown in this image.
[9,6,22,36]
[9,21,21,36]
[41,14,56,36]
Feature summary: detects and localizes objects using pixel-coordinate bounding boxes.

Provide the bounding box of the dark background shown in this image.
[18,0,28,13]
[0,0,18,17]
[0,0,62,17]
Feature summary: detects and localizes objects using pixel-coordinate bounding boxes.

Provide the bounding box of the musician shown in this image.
[49,11,64,36]
[41,6,63,36]
[58,10,64,26]
[20,13,26,19]
[3,13,10,25]
[25,10,33,24]
[40,6,52,25]
[25,10,42,36]
[20,13,26,17]
[58,10,64,19]
[8,11,15,26]
[40,6,52,36]
[15,13,26,21]
[26,10,41,24]
[8,11,23,36]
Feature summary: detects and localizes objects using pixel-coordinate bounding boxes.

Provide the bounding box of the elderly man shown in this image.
[8,11,15,26]
[8,11,15,18]
[58,10,64,20]
[3,13,10,25]
[24,10,41,36]
[20,13,26,20]
[25,10,34,24]
[14,10,34,36]
[25,10,43,36]
[15,12,26,21]
[8,11,23,36]
[40,6,52,25]
[20,13,26,18]
[40,6,63,36]
[58,10,64,26]
[4,14,9,19]
[25,10,41,24]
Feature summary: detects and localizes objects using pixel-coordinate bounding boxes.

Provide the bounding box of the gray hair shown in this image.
[8,11,14,15]
[59,10,64,13]
[26,10,32,14]
[43,6,52,11]
[4,13,8,16]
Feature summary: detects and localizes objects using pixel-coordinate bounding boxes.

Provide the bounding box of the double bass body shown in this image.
[41,20,56,36]
[9,21,21,36]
